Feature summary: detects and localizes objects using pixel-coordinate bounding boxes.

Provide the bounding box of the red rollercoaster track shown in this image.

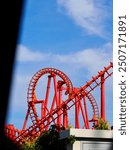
[4,62,113,145]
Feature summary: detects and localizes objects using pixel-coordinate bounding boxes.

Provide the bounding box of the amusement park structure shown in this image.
[4,62,113,145]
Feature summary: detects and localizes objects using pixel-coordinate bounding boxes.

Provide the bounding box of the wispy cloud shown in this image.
[57,0,112,37]
[17,43,112,76]
[55,46,112,73]
[16,45,51,62]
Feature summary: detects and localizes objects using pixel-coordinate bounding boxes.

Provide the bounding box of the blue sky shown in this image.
[6,0,113,130]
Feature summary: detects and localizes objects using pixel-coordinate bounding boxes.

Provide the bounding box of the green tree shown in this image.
[94,117,111,130]
[20,141,35,150]
[35,124,75,150]
[20,124,76,150]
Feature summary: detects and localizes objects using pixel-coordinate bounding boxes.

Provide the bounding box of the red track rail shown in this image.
[4,125,21,141]
[22,68,73,130]
[15,62,113,145]
[23,67,99,130]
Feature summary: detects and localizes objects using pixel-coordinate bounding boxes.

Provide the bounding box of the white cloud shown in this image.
[16,45,51,62]
[57,0,112,37]
[17,43,112,76]
[56,47,112,73]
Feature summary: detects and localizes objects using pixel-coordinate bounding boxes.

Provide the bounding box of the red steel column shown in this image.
[43,76,51,118]
[83,96,90,129]
[53,75,61,125]
[63,104,68,128]
[75,97,80,128]
[101,73,105,120]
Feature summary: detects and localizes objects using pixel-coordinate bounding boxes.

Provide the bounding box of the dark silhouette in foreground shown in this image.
[0,0,25,149]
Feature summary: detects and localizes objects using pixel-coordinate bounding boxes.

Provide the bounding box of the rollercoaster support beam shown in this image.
[63,104,68,128]
[53,75,61,125]
[75,97,80,128]
[101,73,105,121]
[59,87,62,126]
[43,76,51,118]
[83,96,90,129]
[79,100,89,129]
[22,107,30,130]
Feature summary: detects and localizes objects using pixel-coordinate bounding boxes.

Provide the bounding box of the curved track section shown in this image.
[27,68,73,126]
[15,62,113,145]
[85,91,99,120]
[74,89,99,128]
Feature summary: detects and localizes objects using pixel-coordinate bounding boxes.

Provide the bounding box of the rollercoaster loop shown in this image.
[4,62,113,145]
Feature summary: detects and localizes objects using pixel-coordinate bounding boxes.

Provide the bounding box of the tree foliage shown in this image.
[20,124,76,150]
[94,117,111,130]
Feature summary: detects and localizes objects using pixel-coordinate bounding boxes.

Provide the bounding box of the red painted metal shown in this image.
[101,73,105,120]
[4,62,113,145]
[4,125,20,141]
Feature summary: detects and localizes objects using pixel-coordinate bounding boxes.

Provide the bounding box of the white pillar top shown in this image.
[60,128,113,139]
